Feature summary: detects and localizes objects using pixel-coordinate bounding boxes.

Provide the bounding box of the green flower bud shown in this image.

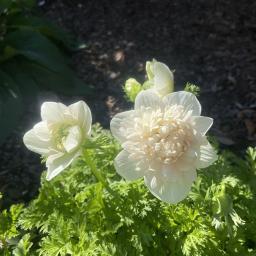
[123,78,142,102]
[184,82,200,96]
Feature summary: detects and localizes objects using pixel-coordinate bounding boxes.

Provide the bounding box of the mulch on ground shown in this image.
[1,0,255,208]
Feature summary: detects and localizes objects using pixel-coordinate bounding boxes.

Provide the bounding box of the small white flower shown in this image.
[23,101,92,180]
[110,90,217,203]
[145,60,174,97]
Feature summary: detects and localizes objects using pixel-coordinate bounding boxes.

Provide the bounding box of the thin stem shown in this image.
[83,150,115,195]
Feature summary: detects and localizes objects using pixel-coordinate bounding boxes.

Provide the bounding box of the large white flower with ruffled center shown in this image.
[110,90,217,203]
[23,101,91,181]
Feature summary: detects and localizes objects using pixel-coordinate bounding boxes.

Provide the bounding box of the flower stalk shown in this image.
[83,149,114,195]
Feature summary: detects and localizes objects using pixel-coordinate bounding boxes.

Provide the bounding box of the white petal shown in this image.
[162,165,181,182]
[146,61,154,80]
[110,110,136,143]
[152,61,174,97]
[193,116,213,135]
[114,150,146,180]
[63,125,82,153]
[135,90,163,110]
[144,168,196,204]
[68,101,92,135]
[33,121,51,141]
[46,151,80,180]
[163,91,201,116]
[23,127,51,155]
[41,102,68,123]
[196,139,218,169]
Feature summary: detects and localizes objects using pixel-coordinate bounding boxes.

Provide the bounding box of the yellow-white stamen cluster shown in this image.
[50,121,81,152]
[123,105,194,165]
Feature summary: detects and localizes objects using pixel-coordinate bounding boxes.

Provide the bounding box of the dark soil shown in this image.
[1,0,256,208]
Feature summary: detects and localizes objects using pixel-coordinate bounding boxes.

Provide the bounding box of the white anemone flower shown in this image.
[23,101,92,181]
[110,90,217,203]
[145,60,174,97]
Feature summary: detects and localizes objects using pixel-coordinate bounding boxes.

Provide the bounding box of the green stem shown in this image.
[83,150,114,195]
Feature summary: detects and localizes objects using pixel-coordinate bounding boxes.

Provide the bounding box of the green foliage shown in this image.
[0,0,90,144]
[0,196,24,255]
[1,126,256,255]
[13,234,33,256]
[184,82,200,96]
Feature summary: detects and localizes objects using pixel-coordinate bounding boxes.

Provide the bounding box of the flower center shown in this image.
[127,106,194,164]
[51,121,81,152]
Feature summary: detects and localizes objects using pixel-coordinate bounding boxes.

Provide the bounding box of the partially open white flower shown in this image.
[23,101,92,181]
[110,90,217,203]
[145,60,174,97]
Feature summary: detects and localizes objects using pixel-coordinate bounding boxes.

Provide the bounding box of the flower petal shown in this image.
[63,125,82,153]
[41,102,68,123]
[163,91,201,116]
[144,168,196,204]
[46,151,80,180]
[165,155,197,180]
[68,101,92,135]
[152,61,174,97]
[196,139,217,169]
[33,121,51,141]
[193,116,213,135]
[135,90,163,110]
[114,150,146,180]
[110,110,136,143]
[162,165,182,182]
[23,127,51,155]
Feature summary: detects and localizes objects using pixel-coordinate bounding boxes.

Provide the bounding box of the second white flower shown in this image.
[23,101,92,181]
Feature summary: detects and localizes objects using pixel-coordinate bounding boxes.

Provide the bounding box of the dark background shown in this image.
[1,0,255,207]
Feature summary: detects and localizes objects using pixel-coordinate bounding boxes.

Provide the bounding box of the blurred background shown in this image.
[0,0,255,207]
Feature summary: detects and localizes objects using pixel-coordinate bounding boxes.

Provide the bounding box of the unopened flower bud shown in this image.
[124,78,142,102]
[144,59,174,97]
